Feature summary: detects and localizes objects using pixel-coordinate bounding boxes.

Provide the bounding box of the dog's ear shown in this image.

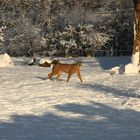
[50,64,54,69]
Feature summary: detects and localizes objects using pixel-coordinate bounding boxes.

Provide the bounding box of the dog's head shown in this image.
[50,60,60,68]
[51,60,60,64]
[76,61,82,66]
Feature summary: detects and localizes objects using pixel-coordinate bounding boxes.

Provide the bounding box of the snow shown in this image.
[125,63,139,75]
[132,52,140,66]
[0,53,14,68]
[109,66,122,74]
[0,56,140,140]
[39,58,52,64]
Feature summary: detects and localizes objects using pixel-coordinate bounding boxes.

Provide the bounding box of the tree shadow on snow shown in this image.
[95,56,131,70]
[77,83,140,99]
[0,102,140,140]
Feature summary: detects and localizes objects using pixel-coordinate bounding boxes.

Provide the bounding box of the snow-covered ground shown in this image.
[0,56,140,140]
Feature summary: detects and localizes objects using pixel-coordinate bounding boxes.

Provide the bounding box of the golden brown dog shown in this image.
[48,62,83,82]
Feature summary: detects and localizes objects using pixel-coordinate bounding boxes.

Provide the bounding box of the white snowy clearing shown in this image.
[0,56,140,140]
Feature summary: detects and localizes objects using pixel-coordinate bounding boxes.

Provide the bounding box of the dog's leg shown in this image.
[77,72,83,82]
[48,73,54,79]
[67,73,72,82]
[56,71,62,81]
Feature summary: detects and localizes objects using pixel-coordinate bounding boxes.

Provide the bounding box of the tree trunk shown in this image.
[132,0,140,65]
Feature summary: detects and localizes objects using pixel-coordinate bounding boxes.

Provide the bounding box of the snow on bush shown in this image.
[39,58,52,64]
[109,65,125,75]
[0,53,14,68]
[109,66,121,74]
[89,32,110,48]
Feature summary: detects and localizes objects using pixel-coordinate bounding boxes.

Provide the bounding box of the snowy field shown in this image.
[0,56,140,140]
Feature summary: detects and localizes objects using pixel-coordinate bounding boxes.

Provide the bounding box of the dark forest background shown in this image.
[0,0,134,57]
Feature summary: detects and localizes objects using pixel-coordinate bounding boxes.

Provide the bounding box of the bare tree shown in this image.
[132,0,140,65]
